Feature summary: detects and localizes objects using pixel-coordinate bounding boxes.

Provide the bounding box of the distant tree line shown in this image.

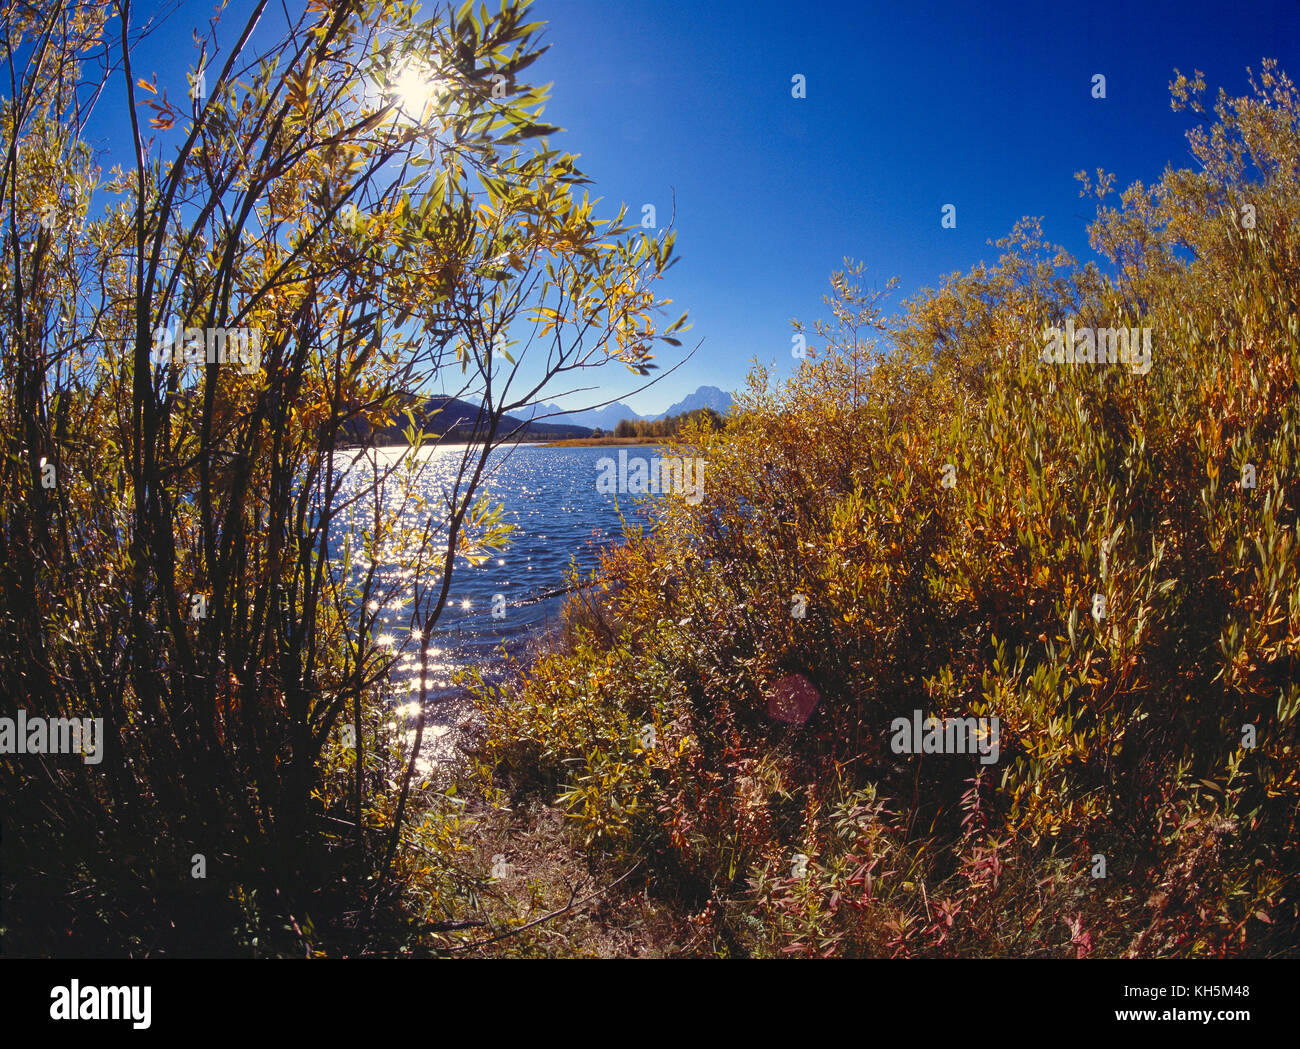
[608,406,725,439]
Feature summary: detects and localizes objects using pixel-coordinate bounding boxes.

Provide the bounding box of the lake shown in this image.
[331,442,668,765]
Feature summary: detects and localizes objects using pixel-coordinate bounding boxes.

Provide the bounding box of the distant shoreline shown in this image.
[525,436,667,448]
[340,436,670,451]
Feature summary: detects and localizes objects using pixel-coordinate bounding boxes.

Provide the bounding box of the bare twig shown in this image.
[436,860,644,953]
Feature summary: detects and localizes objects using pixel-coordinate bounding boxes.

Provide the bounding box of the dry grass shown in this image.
[418,793,696,957]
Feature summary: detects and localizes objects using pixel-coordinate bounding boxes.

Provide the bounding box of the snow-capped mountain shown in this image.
[523,385,734,429]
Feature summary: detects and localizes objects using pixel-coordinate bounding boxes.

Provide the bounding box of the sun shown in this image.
[389,61,447,121]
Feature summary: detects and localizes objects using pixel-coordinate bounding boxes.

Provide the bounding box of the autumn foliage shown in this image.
[471,62,1300,957]
[0,0,679,955]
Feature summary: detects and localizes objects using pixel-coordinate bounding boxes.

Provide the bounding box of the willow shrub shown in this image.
[0,0,680,956]
[468,63,1299,957]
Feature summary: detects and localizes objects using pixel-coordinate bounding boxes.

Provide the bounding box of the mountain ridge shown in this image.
[524,384,734,430]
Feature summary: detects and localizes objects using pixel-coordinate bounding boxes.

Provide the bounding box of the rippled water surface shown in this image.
[329,443,665,764]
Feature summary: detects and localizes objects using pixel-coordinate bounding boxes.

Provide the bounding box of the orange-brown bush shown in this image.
[470,61,1300,957]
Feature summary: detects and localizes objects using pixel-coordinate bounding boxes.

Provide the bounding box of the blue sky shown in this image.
[77,0,1300,416]
[529,0,1299,413]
